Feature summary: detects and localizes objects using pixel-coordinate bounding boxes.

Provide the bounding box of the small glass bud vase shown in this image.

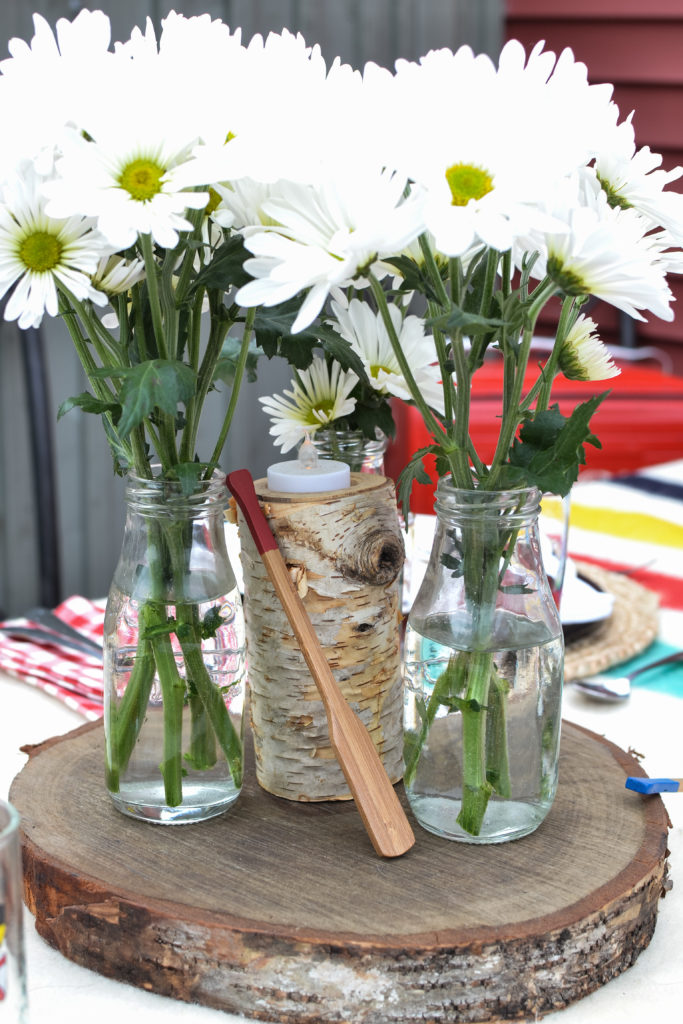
[312,428,388,474]
[403,478,564,843]
[103,469,245,824]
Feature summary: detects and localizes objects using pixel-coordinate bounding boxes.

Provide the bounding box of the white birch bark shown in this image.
[236,474,405,801]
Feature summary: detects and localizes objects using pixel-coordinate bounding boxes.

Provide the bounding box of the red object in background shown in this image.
[385,362,683,514]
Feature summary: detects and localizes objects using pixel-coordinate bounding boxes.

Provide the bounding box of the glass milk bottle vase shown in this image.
[403,479,564,843]
[103,470,245,824]
[312,428,388,474]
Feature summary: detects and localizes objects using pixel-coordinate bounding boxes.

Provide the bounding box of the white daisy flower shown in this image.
[329,298,445,414]
[91,254,146,295]
[0,163,108,329]
[42,129,210,251]
[592,119,683,240]
[114,12,246,155]
[0,10,117,175]
[259,356,359,453]
[210,180,282,232]
[386,40,617,257]
[559,315,620,381]
[235,169,424,332]
[519,181,675,322]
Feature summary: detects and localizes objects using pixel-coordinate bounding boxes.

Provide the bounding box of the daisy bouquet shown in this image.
[0,9,359,811]
[225,40,683,835]
[4,9,683,835]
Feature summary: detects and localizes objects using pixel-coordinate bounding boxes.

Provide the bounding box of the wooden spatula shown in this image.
[227,469,415,859]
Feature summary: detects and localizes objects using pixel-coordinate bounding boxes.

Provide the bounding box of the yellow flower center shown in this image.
[205,187,223,217]
[596,172,633,212]
[370,363,392,379]
[18,231,62,272]
[312,399,336,421]
[118,158,165,202]
[547,256,588,296]
[445,163,494,207]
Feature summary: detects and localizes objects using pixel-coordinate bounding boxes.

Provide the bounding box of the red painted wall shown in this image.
[505,0,683,370]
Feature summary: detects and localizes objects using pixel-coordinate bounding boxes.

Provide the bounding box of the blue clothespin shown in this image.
[625,776,683,795]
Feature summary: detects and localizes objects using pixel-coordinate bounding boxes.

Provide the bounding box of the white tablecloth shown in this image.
[2,461,683,1024]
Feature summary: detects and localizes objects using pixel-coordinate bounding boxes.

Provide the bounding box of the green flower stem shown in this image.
[177,622,243,788]
[160,249,180,360]
[487,277,557,486]
[180,291,232,462]
[404,649,469,788]
[173,208,206,306]
[486,666,511,797]
[151,630,186,806]
[457,650,495,835]
[500,251,512,300]
[105,602,156,792]
[188,689,217,770]
[426,298,454,426]
[535,294,578,414]
[368,272,449,453]
[450,333,474,489]
[188,288,205,372]
[205,305,257,475]
[453,512,511,835]
[117,293,131,351]
[140,233,169,360]
[57,292,134,467]
[468,248,500,373]
[418,233,451,307]
[163,521,243,787]
[131,280,150,361]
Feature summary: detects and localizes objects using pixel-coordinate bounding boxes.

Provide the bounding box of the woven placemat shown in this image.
[563,561,660,682]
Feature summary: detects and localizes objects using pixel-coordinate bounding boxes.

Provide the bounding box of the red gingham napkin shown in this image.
[0,596,105,720]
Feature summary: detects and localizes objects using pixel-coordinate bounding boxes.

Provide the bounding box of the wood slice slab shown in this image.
[10,720,671,1023]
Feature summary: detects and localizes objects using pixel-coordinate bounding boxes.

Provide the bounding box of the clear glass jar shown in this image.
[312,428,388,474]
[103,470,245,824]
[403,478,563,843]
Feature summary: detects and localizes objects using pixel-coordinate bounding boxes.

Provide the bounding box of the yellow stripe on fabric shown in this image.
[542,497,683,548]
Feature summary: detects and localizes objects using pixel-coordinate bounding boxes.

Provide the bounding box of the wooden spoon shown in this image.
[226,469,415,859]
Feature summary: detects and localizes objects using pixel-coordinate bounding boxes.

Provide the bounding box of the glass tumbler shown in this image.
[0,799,28,1021]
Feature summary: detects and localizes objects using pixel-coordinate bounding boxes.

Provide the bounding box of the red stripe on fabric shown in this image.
[575,554,683,609]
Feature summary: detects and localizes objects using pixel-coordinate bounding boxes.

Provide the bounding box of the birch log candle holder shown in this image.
[234,472,405,802]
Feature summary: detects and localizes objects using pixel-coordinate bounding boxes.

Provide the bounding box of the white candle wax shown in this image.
[267,458,350,493]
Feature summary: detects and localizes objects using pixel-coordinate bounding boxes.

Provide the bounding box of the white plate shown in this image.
[558,559,614,626]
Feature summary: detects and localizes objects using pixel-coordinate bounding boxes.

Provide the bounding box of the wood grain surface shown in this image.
[10,720,671,1023]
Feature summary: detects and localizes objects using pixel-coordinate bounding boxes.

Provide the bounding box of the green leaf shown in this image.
[172,461,207,496]
[201,605,224,640]
[384,255,443,303]
[441,552,463,577]
[253,298,365,372]
[253,299,319,365]
[397,445,439,522]
[317,326,369,380]
[350,396,396,441]
[428,305,507,336]
[214,334,261,386]
[58,392,120,421]
[190,235,253,293]
[509,394,607,496]
[101,359,197,438]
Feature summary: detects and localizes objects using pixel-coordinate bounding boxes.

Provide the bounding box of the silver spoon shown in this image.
[573,650,683,702]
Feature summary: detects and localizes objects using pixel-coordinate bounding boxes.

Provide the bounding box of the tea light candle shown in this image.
[267,437,350,493]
